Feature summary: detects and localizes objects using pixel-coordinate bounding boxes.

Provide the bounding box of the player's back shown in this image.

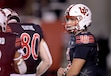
[7,22,43,73]
[0,32,18,76]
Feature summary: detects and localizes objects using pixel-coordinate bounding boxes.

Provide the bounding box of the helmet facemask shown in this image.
[64,16,79,33]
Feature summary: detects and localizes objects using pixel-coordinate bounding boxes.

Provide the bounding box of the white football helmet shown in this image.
[64,4,92,32]
[2,8,21,22]
[0,9,7,32]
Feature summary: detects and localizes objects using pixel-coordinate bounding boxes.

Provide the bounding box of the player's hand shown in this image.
[57,67,66,76]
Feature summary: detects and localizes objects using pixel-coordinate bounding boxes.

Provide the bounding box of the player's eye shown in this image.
[66,18,69,21]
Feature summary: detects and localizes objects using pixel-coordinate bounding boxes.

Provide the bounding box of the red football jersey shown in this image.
[0,32,21,76]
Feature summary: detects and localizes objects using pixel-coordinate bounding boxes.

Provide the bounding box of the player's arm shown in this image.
[57,63,71,76]
[13,37,27,74]
[36,39,52,76]
[13,48,27,74]
[66,58,85,76]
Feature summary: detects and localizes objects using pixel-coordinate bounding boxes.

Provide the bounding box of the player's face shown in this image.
[65,17,78,33]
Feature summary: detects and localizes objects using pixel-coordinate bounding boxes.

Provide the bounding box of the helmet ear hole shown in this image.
[3,27,6,32]
[4,22,6,26]
[84,25,87,30]
[0,26,2,32]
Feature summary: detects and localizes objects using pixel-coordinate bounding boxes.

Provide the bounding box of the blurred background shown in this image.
[0,0,111,76]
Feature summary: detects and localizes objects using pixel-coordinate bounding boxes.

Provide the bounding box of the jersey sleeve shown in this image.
[35,24,44,40]
[73,33,96,60]
[74,44,91,60]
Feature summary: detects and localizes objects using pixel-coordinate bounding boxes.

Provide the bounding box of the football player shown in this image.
[0,9,26,76]
[57,4,98,76]
[2,8,52,76]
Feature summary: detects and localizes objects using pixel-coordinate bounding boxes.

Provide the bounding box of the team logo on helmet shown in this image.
[79,7,89,16]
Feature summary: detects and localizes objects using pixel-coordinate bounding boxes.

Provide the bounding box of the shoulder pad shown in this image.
[76,34,95,44]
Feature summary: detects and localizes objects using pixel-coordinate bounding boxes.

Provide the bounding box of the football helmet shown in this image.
[64,4,92,32]
[0,9,7,32]
[2,8,21,22]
